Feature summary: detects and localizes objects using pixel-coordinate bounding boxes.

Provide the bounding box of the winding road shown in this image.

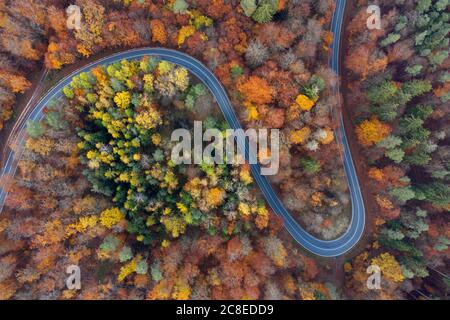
[0,0,364,257]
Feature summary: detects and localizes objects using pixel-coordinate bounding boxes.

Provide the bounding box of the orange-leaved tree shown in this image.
[237,76,274,105]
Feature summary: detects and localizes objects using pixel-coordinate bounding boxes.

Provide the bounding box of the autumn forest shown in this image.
[0,0,448,301]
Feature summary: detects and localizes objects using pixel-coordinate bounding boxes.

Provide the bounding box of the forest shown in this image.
[0,0,448,300]
[0,0,350,240]
[343,0,449,299]
[0,56,343,300]
[0,0,348,300]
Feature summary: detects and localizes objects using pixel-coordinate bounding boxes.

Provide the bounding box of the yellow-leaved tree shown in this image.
[355,117,391,147]
[371,253,404,283]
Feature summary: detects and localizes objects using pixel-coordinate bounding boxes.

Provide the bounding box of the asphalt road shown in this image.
[0,0,364,257]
